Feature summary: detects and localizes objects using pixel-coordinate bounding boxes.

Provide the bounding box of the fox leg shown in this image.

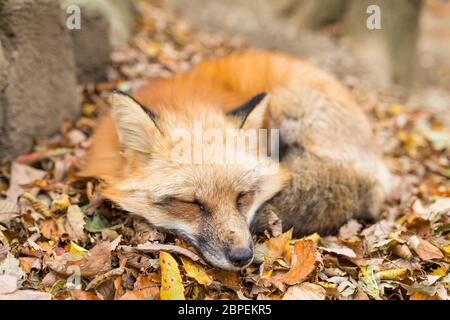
[252,148,383,237]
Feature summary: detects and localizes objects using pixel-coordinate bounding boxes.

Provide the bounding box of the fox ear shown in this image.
[227,92,269,129]
[109,92,162,154]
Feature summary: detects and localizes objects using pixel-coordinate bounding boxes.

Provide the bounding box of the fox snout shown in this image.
[193,211,254,271]
[227,247,254,268]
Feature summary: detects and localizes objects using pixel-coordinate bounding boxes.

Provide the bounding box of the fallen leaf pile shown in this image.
[0,0,448,300]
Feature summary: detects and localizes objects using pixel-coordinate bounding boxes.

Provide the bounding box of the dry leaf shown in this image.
[409,292,439,300]
[0,253,25,286]
[22,193,52,218]
[39,219,59,240]
[51,194,71,214]
[319,243,356,258]
[0,289,51,300]
[264,228,293,264]
[47,240,116,276]
[6,162,46,203]
[71,289,102,300]
[19,257,41,273]
[407,235,444,260]
[275,240,317,285]
[376,268,408,280]
[208,269,241,291]
[339,219,363,239]
[65,205,87,242]
[0,200,19,225]
[119,275,159,300]
[302,232,320,245]
[181,257,212,286]
[0,274,18,294]
[159,252,185,300]
[282,282,326,300]
[358,266,381,300]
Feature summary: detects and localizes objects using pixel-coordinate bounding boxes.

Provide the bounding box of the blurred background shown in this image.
[0,0,449,159]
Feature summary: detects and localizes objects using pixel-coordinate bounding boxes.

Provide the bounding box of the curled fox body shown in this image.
[82,51,393,270]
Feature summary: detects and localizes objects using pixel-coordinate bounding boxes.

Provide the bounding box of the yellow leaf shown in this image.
[81,103,96,117]
[181,257,212,286]
[358,266,381,300]
[69,241,88,257]
[159,252,185,300]
[387,103,404,115]
[432,265,448,276]
[318,281,338,289]
[441,244,450,257]
[22,192,52,217]
[375,268,408,280]
[264,228,293,264]
[51,194,71,214]
[145,41,161,56]
[260,262,273,279]
[302,232,320,245]
[410,292,439,300]
[190,285,202,300]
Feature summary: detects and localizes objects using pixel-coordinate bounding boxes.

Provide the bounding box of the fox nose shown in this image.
[228,247,253,267]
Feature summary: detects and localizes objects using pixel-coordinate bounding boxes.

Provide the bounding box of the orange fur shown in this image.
[80,50,393,270]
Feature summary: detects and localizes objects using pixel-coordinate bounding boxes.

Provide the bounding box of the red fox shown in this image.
[81,51,393,270]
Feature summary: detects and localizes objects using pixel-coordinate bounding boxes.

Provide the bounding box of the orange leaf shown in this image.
[71,289,102,300]
[39,219,59,240]
[208,269,241,291]
[265,228,293,264]
[118,275,160,300]
[119,287,159,300]
[275,240,317,285]
[409,292,438,300]
[407,236,444,260]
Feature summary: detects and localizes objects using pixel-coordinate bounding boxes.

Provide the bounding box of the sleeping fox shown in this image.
[81,51,393,271]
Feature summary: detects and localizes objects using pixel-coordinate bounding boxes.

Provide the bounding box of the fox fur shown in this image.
[81,50,393,270]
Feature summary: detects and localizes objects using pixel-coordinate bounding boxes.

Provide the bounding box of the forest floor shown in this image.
[0,0,449,300]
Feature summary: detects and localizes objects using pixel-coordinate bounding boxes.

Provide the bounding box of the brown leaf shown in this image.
[275,240,317,285]
[0,200,19,226]
[47,240,118,276]
[407,235,444,260]
[264,228,293,264]
[71,242,115,276]
[319,242,357,258]
[65,205,87,242]
[19,257,41,273]
[0,289,51,300]
[339,219,362,239]
[70,289,102,300]
[6,162,46,203]
[119,276,159,300]
[39,219,59,240]
[208,269,242,291]
[282,282,326,300]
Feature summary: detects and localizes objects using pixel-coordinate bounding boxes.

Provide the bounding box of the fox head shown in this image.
[100,92,290,270]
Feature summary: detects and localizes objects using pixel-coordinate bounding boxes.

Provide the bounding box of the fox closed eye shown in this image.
[237,191,254,214]
[155,197,209,216]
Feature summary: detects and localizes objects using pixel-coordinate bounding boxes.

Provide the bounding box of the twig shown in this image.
[119,242,206,265]
[85,265,126,291]
[14,148,71,165]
